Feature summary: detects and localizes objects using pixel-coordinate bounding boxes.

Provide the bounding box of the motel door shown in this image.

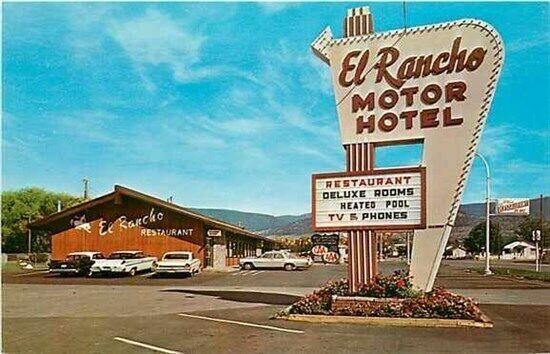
[205,237,214,268]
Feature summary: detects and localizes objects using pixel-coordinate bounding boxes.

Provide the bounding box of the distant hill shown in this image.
[192,196,548,239]
[191,208,308,232]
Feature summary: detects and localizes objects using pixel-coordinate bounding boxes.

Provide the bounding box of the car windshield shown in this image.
[67,255,87,261]
[164,254,190,260]
[108,253,137,259]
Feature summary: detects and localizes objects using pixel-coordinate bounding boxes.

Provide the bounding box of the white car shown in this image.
[239,251,313,271]
[90,251,157,276]
[155,251,201,276]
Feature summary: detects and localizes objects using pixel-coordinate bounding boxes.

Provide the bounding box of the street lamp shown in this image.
[475,152,492,275]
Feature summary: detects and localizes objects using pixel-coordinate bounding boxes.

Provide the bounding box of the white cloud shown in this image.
[479,125,515,158]
[217,118,274,135]
[479,124,549,159]
[507,33,549,53]
[109,9,209,84]
[57,110,120,145]
[259,3,298,14]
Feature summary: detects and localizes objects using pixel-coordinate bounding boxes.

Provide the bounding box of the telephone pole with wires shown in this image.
[82,178,89,200]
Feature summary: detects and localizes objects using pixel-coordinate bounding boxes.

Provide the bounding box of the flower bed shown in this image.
[281,271,485,322]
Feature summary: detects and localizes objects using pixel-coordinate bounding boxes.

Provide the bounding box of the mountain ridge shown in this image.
[192,196,548,236]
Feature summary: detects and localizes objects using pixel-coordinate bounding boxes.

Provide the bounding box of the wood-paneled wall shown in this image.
[51,196,205,263]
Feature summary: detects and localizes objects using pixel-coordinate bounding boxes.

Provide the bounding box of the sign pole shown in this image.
[341,8,377,293]
[536,239,539,272]
[533,230,541,272]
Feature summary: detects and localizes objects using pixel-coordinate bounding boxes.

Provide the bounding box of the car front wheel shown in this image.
[128,268,137,277]
[284,263,295,271]
[242,263,254,270]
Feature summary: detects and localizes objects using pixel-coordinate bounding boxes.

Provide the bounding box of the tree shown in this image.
[464,221,503,255]
[515,216,549,248]
[1,188,83,253]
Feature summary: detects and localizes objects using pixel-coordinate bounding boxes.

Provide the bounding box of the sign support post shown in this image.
[342,8,377,293]
[532,230,541,272]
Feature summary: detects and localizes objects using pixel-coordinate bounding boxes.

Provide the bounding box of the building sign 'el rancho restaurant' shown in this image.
[30,185,276,269]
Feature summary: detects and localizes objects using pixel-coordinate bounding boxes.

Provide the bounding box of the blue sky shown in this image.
[3,2,549,215]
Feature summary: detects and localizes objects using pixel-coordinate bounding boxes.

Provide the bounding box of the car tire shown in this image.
[129,268,137,277]
[87,269,93,277]
[242,263,254,270]
[284,263,295,271]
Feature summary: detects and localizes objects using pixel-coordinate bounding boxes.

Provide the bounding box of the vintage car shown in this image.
[239,250,313,271]
[155,251,201,276]
[89,251,157,276]
[49,251,105,276]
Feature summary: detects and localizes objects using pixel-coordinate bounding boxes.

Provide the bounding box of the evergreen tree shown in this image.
[464,221,503,255]
[515,216,549,248]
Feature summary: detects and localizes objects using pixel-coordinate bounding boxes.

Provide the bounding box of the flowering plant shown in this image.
[354,270,420,298]
[284,272,484,321]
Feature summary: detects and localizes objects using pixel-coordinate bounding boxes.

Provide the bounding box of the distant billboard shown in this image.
[496,198,530,215]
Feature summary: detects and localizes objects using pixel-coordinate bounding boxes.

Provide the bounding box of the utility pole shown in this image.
[27,215,32,262]
[82,178,89,200]
[476,153,492,275]
[540,194,544,248]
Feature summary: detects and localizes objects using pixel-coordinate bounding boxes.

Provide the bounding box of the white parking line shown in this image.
[114,337,183,354]
[140,271,155,277]
[251,271,265,276]
[13,270,50,277]
[178,314,304,334]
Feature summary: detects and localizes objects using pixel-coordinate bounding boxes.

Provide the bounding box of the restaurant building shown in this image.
[29,185,276,269]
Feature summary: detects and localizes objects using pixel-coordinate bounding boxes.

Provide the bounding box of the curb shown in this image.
[275,313,493,328]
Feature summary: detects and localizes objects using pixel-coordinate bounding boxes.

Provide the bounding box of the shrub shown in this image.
[284,272,484,321]
[354,270,421,298]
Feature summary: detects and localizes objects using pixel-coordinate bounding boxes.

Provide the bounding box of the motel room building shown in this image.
[30,185,276,269]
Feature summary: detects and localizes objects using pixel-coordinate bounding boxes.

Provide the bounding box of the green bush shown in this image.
[286,272,483,321]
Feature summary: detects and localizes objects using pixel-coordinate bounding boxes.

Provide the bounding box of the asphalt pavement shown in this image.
[3,260,550,353]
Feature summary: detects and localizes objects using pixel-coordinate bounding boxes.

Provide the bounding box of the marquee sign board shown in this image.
[312,168,425,231]
[311,7,504,291]
[496,198,530,215]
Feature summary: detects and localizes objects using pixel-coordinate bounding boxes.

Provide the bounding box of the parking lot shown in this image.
[3,261,550,353]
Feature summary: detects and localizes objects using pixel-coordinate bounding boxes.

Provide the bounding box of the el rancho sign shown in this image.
[341,37,485,136]
[70,208,194,238]
[311,7,504,291]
